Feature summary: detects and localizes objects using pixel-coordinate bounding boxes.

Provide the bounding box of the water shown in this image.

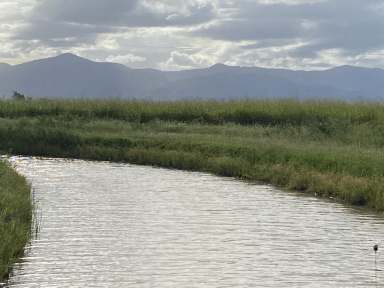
[4,157,384,287]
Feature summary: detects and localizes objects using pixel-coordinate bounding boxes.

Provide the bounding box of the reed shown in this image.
[1,99,384,211]
[0,160,32,281]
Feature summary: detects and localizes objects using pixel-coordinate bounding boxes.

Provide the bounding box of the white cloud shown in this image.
[161,50,213,70]
[0,0,383,70]
[106,54,146,64]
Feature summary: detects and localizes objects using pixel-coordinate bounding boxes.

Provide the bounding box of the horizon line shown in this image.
[1,52,382,73]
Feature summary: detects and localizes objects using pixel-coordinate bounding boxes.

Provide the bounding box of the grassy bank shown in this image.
[0,160,32,281]
[1,99,384,211]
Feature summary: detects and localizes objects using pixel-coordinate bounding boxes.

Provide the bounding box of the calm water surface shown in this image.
[4,157,384,287]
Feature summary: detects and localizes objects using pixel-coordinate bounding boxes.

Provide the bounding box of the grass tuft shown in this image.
[0,161,32,281]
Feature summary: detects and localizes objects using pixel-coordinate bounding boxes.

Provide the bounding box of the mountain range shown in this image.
[0,53,383,101]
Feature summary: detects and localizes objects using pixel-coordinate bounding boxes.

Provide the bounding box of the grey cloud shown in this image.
[15,0,216,46]
[3,0,384,69]
[16,20,114,45]
[36,0,138,26]
[33,0,216,27]
[197,0,384,57]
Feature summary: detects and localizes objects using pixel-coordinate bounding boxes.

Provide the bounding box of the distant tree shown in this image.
[12,91,26,101]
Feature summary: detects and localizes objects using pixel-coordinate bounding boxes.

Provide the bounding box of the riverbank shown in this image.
[0,160,32,281]
[1,99,384,211]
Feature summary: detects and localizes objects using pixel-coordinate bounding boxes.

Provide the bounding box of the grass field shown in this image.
[0,160,32,281]
[1,99,384,211]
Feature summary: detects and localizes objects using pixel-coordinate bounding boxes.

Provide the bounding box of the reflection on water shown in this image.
[4,157,384,287]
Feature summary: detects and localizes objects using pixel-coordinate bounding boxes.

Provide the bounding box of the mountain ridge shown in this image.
[0,54,383,101]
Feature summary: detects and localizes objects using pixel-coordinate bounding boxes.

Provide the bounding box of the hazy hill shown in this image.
[0,53,383,101]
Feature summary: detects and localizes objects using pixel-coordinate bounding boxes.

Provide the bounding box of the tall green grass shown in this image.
[0,161,32,281]
[1,99,384,211]
[0,99,383,125]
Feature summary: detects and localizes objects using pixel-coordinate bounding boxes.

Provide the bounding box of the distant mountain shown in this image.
[0,54,167,99]
[0,53,383,101]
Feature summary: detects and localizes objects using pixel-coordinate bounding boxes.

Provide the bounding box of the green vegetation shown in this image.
[1,99,384,211]
[0,160,32,281]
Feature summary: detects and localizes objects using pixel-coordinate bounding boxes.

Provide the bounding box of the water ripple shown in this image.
[4,157,384,287]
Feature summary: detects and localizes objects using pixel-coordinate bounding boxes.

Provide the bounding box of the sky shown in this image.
[0,0,383,70]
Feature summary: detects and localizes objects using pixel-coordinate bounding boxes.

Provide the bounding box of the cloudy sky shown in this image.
[0,0,383,70]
